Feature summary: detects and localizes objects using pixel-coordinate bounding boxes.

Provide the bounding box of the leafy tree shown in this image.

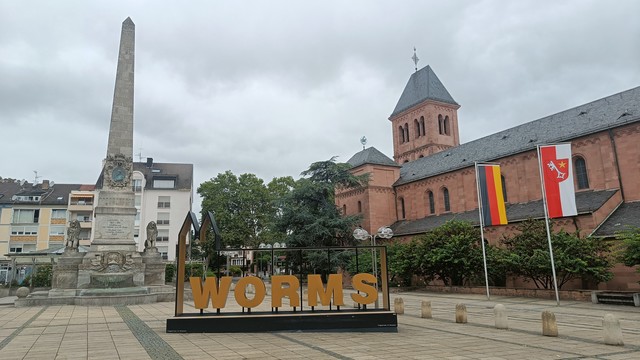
[617,226,640,271]
[412,220,486,286]
[276,157,368,276]
[501,219,613,289]
[198,171,292,248]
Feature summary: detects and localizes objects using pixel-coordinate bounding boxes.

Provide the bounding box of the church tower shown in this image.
[389,65,460,164]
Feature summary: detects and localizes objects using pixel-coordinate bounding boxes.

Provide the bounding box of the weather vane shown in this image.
[412,47,419,72]
[360,136,367,150]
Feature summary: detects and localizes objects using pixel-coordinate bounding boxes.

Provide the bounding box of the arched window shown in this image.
[438,114,443,134]
[414,119,420,138]
[427,191,435,214]
[443,187,450,212]
[404,123,409,141]
[358,201,362,213]
[403,159,409,163]
[501,175,507,202]
[399,197,406,219]
[574,156,590,189]
[342,204,346,215]
[444,116,450,135]
[418,154,424,158]
[399,126,405,143]
[420,116,425,136]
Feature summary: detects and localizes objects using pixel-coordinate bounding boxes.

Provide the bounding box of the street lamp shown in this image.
[352,226,394,303]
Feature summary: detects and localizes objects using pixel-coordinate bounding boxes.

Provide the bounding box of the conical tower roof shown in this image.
[390,65,458,118]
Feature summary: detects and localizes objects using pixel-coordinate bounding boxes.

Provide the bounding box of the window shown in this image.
[135,195,141,207]
[12,209,39,224]
[501,175,508,202]
[414,119,420,138]
[399,197,406,219]
[444,116,450,135]
[49,225,65,236]
[404,123,409,142]
[11,226,38,235]
[160,252,168,260]
[438,114,443,134]
[157,212,170,225]
[76,212,92,222]
[574,156,589,189]
[133,179,143,192]
[51,209,66,219]
[157,196,171,208]
[357,201,362,213]
[9,246,23,253]
[420,116,425,136]
[343,204,347,215]
[427,191,435,214]
[399,126,405,143]
[443,187,450,212]
[153,178,176,189]
[157,229,169,242]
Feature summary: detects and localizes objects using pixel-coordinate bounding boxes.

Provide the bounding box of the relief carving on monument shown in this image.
[89,252,135,272]
[104,153,133,188]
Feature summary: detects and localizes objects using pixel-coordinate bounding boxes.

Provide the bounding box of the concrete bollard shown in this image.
[16,287,30,298]
[542,310,558,337]
[394,297,405,315]
[455,303,467,323]
[603,314,624,346]
[421,300,432,319]
[494,304,508,329]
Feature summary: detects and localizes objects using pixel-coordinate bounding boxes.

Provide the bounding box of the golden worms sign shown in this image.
[190,273,377,310]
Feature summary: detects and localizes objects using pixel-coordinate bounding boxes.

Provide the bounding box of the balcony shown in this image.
[69,199,94,211]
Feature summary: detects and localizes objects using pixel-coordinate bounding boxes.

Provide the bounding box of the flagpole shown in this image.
[537,145,561,306]
[475,162,491,300]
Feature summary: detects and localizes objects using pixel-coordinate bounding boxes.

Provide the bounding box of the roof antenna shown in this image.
[33,170,42,184]
[360,136,367,150]
[412,47,419,72]
[136,148,144,162]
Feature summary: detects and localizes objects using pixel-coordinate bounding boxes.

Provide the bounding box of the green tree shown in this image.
[276,157,367,275]
[198,171,291,248]
[617,226,640,271]
[412,220,486,286]
[501,219,613,289]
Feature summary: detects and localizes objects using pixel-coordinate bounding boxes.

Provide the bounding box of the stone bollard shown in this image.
[394,297,405,315]
[494,304,508,329]
[455,303,467,323]
[16,287,30,298]
[421,300,432,319]
[542,310,558,337]
[603,314,624,346]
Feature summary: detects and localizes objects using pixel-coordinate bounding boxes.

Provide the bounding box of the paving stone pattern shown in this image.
[1,291,640,359]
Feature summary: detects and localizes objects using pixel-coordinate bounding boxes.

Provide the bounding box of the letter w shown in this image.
[190,276,232,309]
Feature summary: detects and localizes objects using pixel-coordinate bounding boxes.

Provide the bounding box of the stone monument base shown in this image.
[15,285,174,307]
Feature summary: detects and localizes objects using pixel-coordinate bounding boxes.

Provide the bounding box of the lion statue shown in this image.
[144,221,158,249]
[65,220,81,250]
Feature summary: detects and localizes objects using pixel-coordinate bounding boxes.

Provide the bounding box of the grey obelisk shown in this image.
[92,17,138,250]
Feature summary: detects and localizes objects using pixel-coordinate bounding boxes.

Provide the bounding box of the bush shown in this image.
[31,264,53,287]
[228,266,242,276]
[165,263,176,283]
[183,263,205,281]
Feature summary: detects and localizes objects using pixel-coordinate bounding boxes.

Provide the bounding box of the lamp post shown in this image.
[352,226,394,305]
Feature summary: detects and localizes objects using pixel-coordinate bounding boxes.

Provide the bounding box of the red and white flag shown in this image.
[538,144,577,218]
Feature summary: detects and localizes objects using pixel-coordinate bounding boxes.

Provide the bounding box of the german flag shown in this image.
[477,164,508,226]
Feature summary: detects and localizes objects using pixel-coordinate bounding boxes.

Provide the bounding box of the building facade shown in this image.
[337,65,640,291]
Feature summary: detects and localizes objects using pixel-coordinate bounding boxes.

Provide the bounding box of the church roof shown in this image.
[391,189,618,236]
[347,147,400,168]
[395,86,640,187]
[592,201,640,237]
[390,65,458,118]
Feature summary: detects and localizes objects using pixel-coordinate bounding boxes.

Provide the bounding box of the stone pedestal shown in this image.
[52,251,85,289]
[142,247,166,286]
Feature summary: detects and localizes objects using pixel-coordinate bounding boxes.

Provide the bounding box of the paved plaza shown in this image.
[1,291,639,359]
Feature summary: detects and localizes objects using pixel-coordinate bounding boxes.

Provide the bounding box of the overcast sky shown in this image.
[1,1,639,213]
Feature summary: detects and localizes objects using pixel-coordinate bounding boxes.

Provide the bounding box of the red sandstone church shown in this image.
[337,65,640,291]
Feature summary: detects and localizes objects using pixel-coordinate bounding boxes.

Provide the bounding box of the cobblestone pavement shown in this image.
[1,291,639,359]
